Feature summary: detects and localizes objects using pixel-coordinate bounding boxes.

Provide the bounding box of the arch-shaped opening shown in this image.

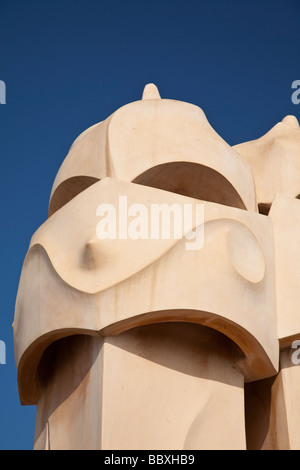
[17,305,276,405]
[132,162,247,210]
[48,176,99,217]
[36,323,243,390]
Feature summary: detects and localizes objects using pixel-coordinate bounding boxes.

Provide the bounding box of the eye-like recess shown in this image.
[133,162,247,210]
[49,161,249,217]
[49,176,99,217]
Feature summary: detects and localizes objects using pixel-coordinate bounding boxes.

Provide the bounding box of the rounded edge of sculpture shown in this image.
[48,92,258,216]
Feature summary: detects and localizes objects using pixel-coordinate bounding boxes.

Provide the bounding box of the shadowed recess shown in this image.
[48,176,99,217]
[133,162,247,210]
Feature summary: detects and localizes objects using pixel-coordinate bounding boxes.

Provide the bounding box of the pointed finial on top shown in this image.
[142,83,161,100]
[282,115,299,129]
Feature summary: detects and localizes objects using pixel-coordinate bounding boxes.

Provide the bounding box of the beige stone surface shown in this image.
[13,84,300,449]
[268,195,300,344]
[14,178,278,406]
[34,325,246,450]
[245,348,300,450]
[234,115,300,209]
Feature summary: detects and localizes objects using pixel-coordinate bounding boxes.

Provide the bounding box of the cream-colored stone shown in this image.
[245,348,300,450]
[49,85,257,216]
[14,177,278,406]
[13,84,300,449]
[269,195,300,344]
[234,115,300,208]
[141,82,161,100]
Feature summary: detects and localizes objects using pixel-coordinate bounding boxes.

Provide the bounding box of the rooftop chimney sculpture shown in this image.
[14,84,300,449]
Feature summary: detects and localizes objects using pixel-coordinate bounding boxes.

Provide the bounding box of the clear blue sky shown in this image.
[0,0,299,450]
